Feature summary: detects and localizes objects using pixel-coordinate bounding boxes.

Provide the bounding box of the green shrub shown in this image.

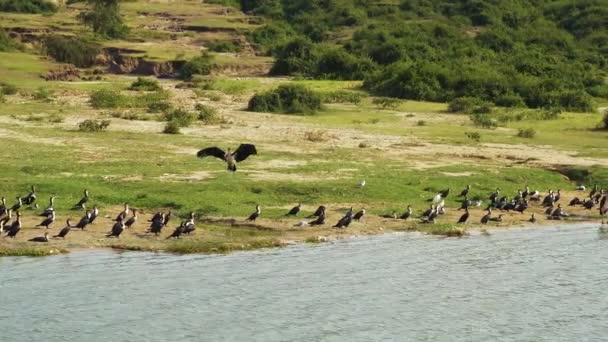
[472,103,493,114]
[495,94,525,108]
[207,40,241,53]
[80,0,129,38]
[247,84,322,115]
[448,97,481,113]
[44,35,101,67]
[372,97,400,109]
[162,108,195,127]
[322,90,364,104]
[129,77,161,91]
[147,101,172,113]
[470,113,497,129]
[90,89,123,108]
[0,0,57,13]
[78,119,110,132]
[163,121,181,134]
[517,128,536,138]
[90,89,169,108]
[195,104,222,124]
[32,87,53,101]
[465,131,481,142]
[0,82,18,95]
[0,29,18,52]
[179,52,214,80]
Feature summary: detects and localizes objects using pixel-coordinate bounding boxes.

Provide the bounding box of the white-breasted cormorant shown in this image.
[481,209,491,224]
[10,197,22,212]
[197,144,257,172]
[36,211,56,229]
[107,218,125,238]
[29,232,49,243]
[285,204,301,216]
[115,203,130,221]
[183,213,196,235]
[353,209,366,221]
[73,189,89,210]
[459,185,470,197]
[74,211,91,230]
[40,196,55,217]
[247,205,260,221]
[400,205,412,220]
[124,209,138,229]
[89,206,99,224]
[4,212,21,238]
[21,185,37,206]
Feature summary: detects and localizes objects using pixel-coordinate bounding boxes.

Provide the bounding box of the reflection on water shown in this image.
[1,224,608,342]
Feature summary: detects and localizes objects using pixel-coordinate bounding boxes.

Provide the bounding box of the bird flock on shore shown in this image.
[1,143,607,243]
[1,182,607,243]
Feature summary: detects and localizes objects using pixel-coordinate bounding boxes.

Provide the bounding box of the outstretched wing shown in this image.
[197,147,226,160]
[233,144,257,162]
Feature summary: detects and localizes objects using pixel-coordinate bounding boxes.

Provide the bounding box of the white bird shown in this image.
[471,200,483,207]
[295,221,310,227]
[359,180,366,188]
[576,185,586,191]
[432,193,442,205]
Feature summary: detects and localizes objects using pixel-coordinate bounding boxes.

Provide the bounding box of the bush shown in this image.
[179,52,214,80]
[472,103,493,114]
[322,90,364,104]
[517,128,537,138]
[90,89,123,108]
[0,82,18,95]
[162,108,195,127]
[163,121,181,134]
[0,29,18,52]
[78,119,110,132]
[195,104,222,124]
[247,84,322,115]
[448,97,481,113]
[43,35,101,67]
[32,87,53,101]
[80,0,129,38]
[147,101,172,113]
[129,77,161,91]
[372,97,400,109]
[206,40,241,53]
[90,89,169,108]
[495,94,525,108]
[470,113,497,129]
[0,0,57,13]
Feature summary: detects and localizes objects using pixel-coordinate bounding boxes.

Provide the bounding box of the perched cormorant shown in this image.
[124,209,138,229]
[554,190,561,203]
[459,197,470,210]
[89,206,99,224]
[163,211,172,226]
[53,219,72,239]
[514,200,528,213]
[29,232,49,243]
[481,209,491,224]
[380,211,396,219]
[107,219,125,238]
[10,197,22,212]
[166,221,185,239]
[459,185,471,197]
[0,209,12,228]
[73,189,89,210]
[421,205,434,218]
[21,185,37,205]
[40,196,55,217]
[522,185,530,199]
[197,144,257,172]
[149,214,165,236]
[583,198,595,210]
[440,188,450,198]
[543,190,555,207]
[569,197,582,206]
[528,213,537,223]
[0,197,6,216]
[183,213,196,235]
[544,206,554,215]
[115,203,130,221]
[489,189,500,202]
[489,214,503,222]
[333,208,353,228]
[285,204,301,216]
[247,205,261,221]
[400,205,413,220]
[457,209,469,224]
[353,209,366,221]
[307,206,326,218]
[308,208,326,226]
[4,212,21,238]
[74,211,91,230]
[36,211,56,229]
[149,211,163,223]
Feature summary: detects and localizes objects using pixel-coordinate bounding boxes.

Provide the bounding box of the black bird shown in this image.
[149,211,163,223]
[459,185,471,197]
[459,197,470,210]
[353,209,366,221]
[29,232,49,243]
[21,185,37,206]
[36,211,56,229]
[197,144,257,172]
[489,214,503,222]
[542,190,555,207]
[4,212,21,238]
[333,208,353,228]
[0,197,6,217]
[115,203,130,221]
[0,209,12,229]
[167,221,185,239]
[107,219,125,238]
[307,206,326,218]
[528,213,537,223]
[421,205,434,218]
[489,189,500,202]
[40,196,55,217]
[380,211,397,219]
[285,204,301,216]
[163,211,172,226]
[600,196,608,216]
[247,205,261,221]
[544,206,554,216]
[89,206,99,224]
[440,188,450,198]
[583,198,595,210]
[183,213,196,235]
[554,190,561,203]
[569,197,582,206]
[309,208,326,226]
[74,211,91,230]
[457,209,469,224]
[124,209,138,229]
[590,184,599,199]
[10,197,22,212]
[514,200,528,213]
[149,215,165,236]
[53,219,73,239]
[400,205,413,220]
[522,186,530,199]
[73,189,89,210]
[481,209,492,224]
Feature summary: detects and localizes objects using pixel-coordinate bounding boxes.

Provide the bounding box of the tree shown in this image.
[80,0,128,38]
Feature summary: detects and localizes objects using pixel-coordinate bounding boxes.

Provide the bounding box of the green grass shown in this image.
[0,246,69,257]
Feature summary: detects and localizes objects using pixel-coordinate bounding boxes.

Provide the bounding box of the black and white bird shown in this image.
[459,185,471,197]
[89,206,99,224]
[163,211,172,227]
[183,213,196,235]
[481,209,492,224]
[166,221,185,239]
[21,185,37,206]
[29,232,49,243]
[4,212,21,238]
[36,211,56,229]
[353,209,366,221]
[308,206,326,218]
[285,204,301,216]
[196,144,257,172]
[457,209,469,224]
[149,213,165,236]
[73,189,89,210]
[74,211,91,230]
[400,205,413,220]
[247,205,261,221]
[115,203,130,222]
[107,218,125,238]
[53,219,73,239]
[124,209,138,229]
[333,208,353,228]
[308,208,326,226]
[40,196,55,217]
[10,197,22,212]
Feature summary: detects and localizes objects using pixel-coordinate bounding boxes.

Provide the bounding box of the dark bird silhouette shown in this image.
[88,206,99,224]
[457,209,469,224]
[247,205,261,221]
[36,211,56,229]
[489,214,503,222]
[308,207,326,226]
[459,197,470,210]
[569,197,582,206]
[40,196,55,217]
[115,203,130,221]
[149,212,163,223]
[73,189,89,210]
[583,198,595,210]
[481,209,491,224]
[514,200,528,213]
[285,204,301,216]
[400,205,413,220]
[163,211,172,226]
[197,144,257,172]
[149,217,164,236]
[29,232,49,243]
[4,212,21,238]
[380,211,397,219]
[307,206,326,218]
[21,185,37,205]
[53,219,72,239]
[489,189,500,202]
[107,219,125,238]
[529,213,537,223]
[124,209,138,229]
[0,197,6,216]
[183,213,196,235]
[333,208,353,228]
[74,211,91,230]
[167,221,185,239]
[440,188,450,198]
[353,209,366,221]
[459,185,471,197]
[10,197,22,212]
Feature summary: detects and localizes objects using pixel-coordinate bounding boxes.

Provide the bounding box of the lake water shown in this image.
[1,224,608,342]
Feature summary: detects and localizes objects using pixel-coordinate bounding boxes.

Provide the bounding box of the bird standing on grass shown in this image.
[285,204,301,216]
[459,185,470,197]
[183,212,196,235]
[40,196,55,217]
[400,206,413,220]
[197,144,257,172]
[248,205,261,222]
[73,189,89,210]
[21,185,37,206]
[353,209,366,221]
[124,209,138,229]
